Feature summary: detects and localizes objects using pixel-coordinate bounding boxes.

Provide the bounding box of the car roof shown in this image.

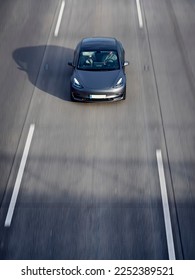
[80,37,118,51]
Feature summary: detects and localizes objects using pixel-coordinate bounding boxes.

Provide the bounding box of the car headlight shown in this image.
[115,77,123,88]
[73,77,83,89]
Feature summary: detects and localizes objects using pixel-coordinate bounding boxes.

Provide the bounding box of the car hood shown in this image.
[75,69,121,89]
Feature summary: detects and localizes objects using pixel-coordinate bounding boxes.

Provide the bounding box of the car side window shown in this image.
[74,44,81,66]
[118,41,124,65]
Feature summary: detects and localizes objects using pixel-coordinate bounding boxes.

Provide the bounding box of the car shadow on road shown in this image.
[12,45,74,101]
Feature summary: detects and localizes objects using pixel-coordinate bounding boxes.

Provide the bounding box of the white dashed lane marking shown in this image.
[136,0,143,28]
[54,0,65,37]
[4,124,35,227]
[156,149,176,260]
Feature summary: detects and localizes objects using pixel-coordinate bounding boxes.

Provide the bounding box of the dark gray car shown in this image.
[68,37,129,102]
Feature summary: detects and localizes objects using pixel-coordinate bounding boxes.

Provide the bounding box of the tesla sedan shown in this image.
[68,37,129,102]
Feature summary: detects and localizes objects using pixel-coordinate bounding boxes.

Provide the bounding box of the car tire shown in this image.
[70,87,75,102]
[122,90,126,100]
[71,94,75,102]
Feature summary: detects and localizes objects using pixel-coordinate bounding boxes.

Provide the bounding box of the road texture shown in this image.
[0,0,194,259]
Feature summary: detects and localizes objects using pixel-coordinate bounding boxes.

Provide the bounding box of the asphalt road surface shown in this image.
[0,0,194,259]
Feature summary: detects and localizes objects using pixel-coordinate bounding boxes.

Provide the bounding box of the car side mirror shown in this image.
[68,62,74,67]
[123,61,129,67]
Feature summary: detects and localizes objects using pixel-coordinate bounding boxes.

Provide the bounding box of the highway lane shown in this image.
[0,0,194,259]
[143,0,195,259]
[0,0,59,205]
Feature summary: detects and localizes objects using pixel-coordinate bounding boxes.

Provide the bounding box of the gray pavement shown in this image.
[0,0,194,259]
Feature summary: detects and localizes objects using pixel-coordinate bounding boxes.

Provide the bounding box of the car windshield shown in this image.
[77,50,120,71]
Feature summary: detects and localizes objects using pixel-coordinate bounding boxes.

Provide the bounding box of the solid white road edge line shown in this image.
[136,0,143,28]
[156,149,176,260]
[54,0,65,37]
[4,124,35,227]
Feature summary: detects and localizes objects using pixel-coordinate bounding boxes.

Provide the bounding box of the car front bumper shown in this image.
[71,86,126,102]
